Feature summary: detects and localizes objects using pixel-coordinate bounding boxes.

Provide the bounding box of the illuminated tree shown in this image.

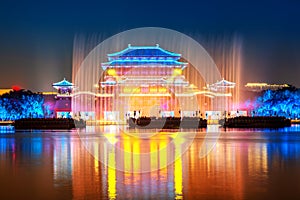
[0,90,47,120]
[254,87,300,119]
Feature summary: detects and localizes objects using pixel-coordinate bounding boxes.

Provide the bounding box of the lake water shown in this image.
[1,125,300,199]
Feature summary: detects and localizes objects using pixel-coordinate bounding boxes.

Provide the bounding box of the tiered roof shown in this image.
[101,44,187,70]
[107,44,181,58]
[52,78,74,89]
[208,78,235,91]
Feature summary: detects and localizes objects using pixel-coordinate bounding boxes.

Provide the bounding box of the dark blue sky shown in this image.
[0,0,300,91]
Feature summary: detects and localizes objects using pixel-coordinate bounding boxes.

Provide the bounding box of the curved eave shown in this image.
[52,85,74,90]
[101,65,187,71]
[102,60,187,66]
[52,83,74,87]
[52,78,74,88]
[52,84,74,88]
[213,79,236,86]
[107,45,181,57]
[212,82,236,86]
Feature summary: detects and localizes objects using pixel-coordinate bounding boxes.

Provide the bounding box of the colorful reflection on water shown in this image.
[0,126,300,199]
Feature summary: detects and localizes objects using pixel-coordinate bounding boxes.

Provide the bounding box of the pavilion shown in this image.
[52,78,74,118]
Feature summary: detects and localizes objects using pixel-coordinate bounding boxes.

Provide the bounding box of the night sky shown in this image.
[0,0,300,91]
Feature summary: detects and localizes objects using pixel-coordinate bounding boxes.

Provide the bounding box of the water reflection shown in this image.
[0,125,14,134]
[87,126,192,199]
[0,127,300,199]
[53,136,72,187]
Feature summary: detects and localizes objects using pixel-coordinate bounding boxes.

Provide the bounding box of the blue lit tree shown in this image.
[253,87,300,119]
[0,90,47,120]
[0,99,8,120]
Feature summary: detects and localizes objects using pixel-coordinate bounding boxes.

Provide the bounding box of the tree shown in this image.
[0,90,46,120]
[253,88,300,119]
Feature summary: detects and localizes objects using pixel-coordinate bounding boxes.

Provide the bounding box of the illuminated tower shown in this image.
[52,78,74,118]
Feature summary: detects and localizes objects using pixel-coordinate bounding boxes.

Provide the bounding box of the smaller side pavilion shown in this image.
[52,78,74,118]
